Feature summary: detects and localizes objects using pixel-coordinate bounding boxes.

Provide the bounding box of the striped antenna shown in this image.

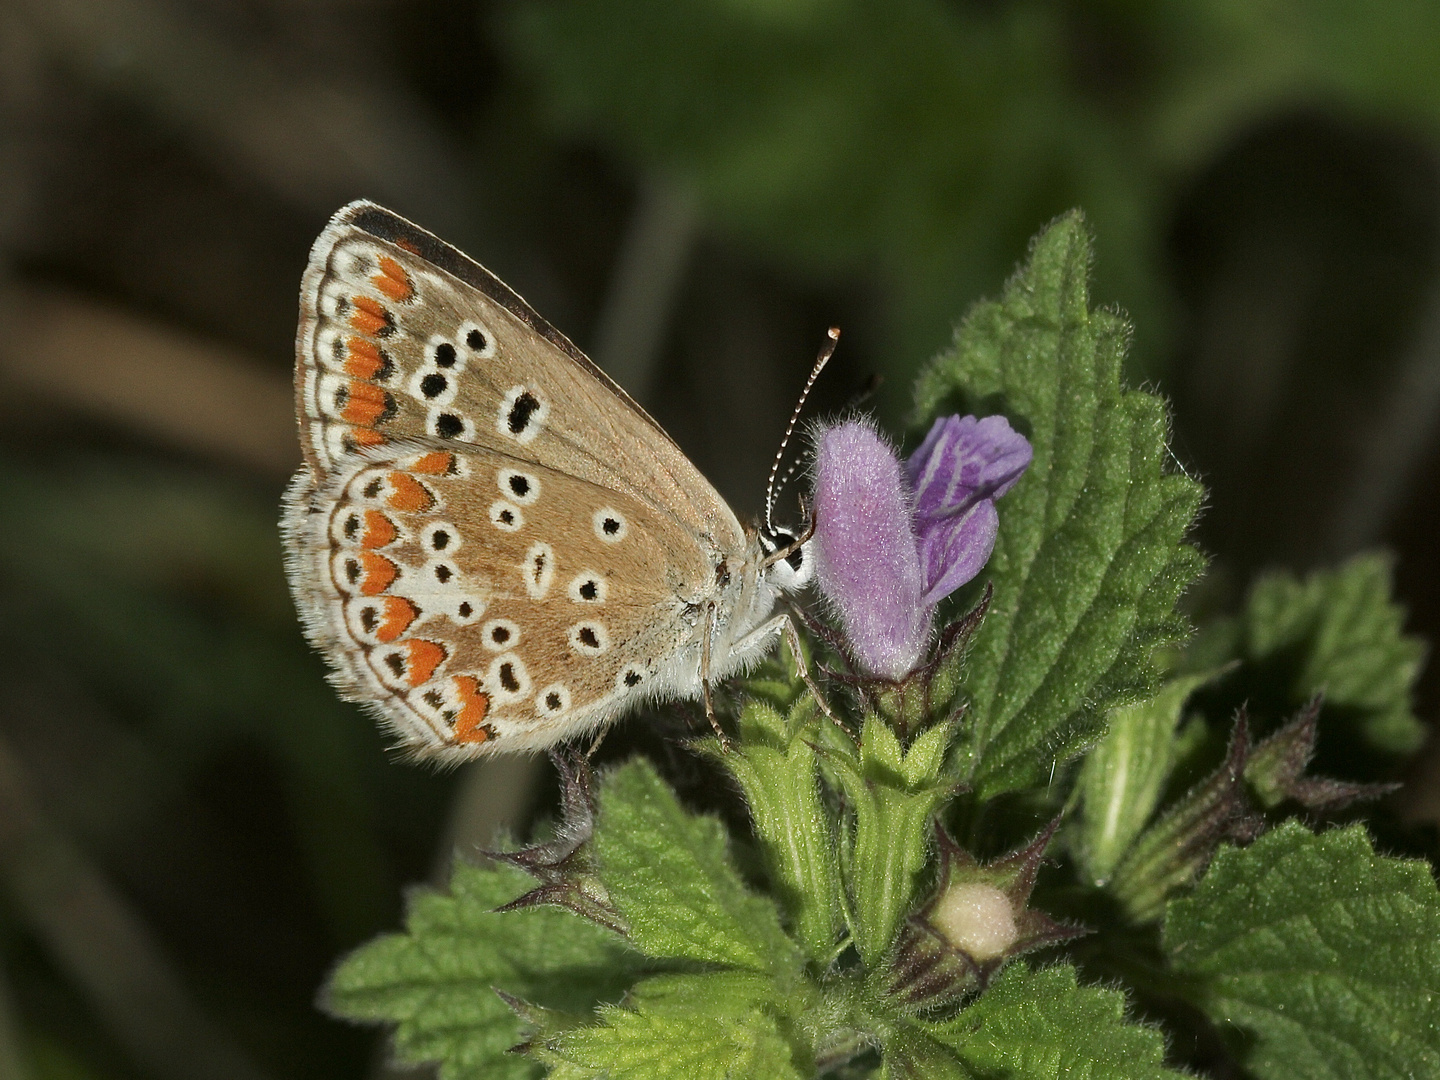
[765,327,839,532]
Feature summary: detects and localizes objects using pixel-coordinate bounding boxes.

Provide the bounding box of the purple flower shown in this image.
[811,415,1031,680]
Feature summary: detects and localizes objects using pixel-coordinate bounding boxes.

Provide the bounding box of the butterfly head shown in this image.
[758,524,814,594]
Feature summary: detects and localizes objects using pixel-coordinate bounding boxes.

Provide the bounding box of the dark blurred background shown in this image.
[0,2,1437,1078]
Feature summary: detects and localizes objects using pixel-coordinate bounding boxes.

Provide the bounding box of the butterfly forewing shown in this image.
[286,201,745,758]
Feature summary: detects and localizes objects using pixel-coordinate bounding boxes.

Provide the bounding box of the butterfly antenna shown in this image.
[766,326,839,532]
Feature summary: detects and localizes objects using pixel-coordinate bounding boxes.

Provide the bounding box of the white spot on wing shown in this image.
[568,621,609,656]
[568,572,607,603]
[536,684,571,716]
[487,653,531,704]
[497,385,548,444]
[593,507,627,543]
[481,618,520,652]
[421,520,460,554]
[497,468,540,505]
[523,542,555,599]
[489,501,524,531]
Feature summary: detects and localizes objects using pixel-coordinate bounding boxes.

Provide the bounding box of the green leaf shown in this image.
[324,860,641,1080]
[546,972,805,1080]
[721,698,843,963]
[831,717,954,966]
[882,1026,974,1079]
[921,963,1184,1080]
[1163,822,1440,1080]
[1074,669,1225,886]
[595,759,801,973]
[913,212,1204,800]
[1242,554,1427,754]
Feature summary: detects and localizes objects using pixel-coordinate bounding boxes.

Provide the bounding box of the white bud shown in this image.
[930,882,1017,961]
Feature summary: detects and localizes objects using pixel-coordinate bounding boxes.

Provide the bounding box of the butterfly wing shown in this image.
[284,201,744,758]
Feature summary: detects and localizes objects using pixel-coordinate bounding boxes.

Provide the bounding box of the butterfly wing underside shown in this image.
[283,201,744,757]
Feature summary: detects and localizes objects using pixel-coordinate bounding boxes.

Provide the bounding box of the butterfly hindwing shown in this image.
[287,201,747,758]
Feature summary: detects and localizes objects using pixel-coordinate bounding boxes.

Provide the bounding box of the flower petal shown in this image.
[918,498,998,606]
[812,421,929,679]
[907,414,1033,523]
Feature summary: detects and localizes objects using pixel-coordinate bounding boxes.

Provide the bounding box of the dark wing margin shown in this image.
[338,201,677,448]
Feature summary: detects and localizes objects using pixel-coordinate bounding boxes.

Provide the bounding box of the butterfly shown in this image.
[282,201,829,760]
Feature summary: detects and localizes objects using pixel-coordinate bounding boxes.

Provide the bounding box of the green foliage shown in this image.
[1073,670,1224,886]
[1240,554,1426,753]
[720,693,844,963]
[1164,822,1440,1079]
[829,717,955,966]
[594,759,802,974]
[919,964,1185,1080]
[543,973,805,1080]
[504,0,1440,390]
[913,213,1204,799]
[325,860,642,1079]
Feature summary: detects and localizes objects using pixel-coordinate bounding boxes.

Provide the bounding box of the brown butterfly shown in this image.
[282,201,827,759]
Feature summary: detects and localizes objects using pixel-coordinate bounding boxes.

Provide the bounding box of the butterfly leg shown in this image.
[731,613,844,734]
[700,602,732,750]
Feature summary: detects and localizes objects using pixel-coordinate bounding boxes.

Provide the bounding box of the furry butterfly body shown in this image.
[282,201,809,759]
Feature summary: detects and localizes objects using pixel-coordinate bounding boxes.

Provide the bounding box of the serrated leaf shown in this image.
[882,1026,974,1079]
[1163,822,1440,1080]
[921,963,1184,1079]
[913,213,1203,800]
[324,860,641,1080]
[547,972,804,1080]
[595,759,800,972]
[1074,669,1225,886]
[1243,554,1427,754]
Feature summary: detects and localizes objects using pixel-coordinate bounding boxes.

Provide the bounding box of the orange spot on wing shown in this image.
[375,597,418,643]
[360,510,397,548]
[403,639,446,686]
[350,295,389,336]
[372,256,414,302]
[341,380,389,425]
[349,427,386,448]
[345,337,385,379]
[386,472,434,513]
[451,675,493,744]
[358,552,397,595]
[411,452,455,475]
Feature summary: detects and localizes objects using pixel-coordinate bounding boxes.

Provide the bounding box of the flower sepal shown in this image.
[479,748,625,936]
[820,713,965,967]
[813,585,991,744]
[1244,695,1399,814]
[882,818,1086,1015]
